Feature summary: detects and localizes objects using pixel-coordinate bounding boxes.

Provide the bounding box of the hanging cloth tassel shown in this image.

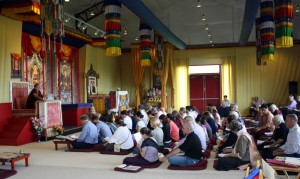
[154,33,164,71]
[139,21,152,66]
[104,0,122,56]
[274,0,293,48]
[260,0,275,62]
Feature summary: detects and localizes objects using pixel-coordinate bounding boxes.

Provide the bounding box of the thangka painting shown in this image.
[27,53,44,92]
[11,53,22,78]
[88,76,97,95]
[10,81,30,109]
[46,102,62,128]
[59,61,72,104]
[118,92,129,111]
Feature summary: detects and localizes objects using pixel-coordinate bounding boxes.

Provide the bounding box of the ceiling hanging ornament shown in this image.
[104,0,122,56]
[139,21,152,67]
[274,0,294,48]
[260,0,275,62]
[256,18,267,69]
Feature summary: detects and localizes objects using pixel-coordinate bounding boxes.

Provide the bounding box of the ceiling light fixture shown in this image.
[205,24,209,30]
[77,22,82,28]
[90,10,95,16]
[202,14,206,21]
[82,25,87,30]
[135,36,138,41]
[209,39,213,43]
[196,0,201,8]
[94,31,99,35]
[296,4,300,13]
[208,32,211,37]
[65,0,69,2]
[124,28,127,35]
[65,16,71,22]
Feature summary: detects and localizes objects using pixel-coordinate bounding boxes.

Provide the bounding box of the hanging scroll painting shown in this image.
[59,61,72,104]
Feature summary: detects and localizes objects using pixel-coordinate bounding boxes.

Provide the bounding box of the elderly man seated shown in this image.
[90,114,113,143]
[253,104,275,140]
[160,120,202,166]
[272,114,300,158]
[71,115,98,149]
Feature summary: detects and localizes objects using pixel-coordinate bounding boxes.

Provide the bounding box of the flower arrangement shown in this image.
[31,116,45,134]
[53,126,64,135]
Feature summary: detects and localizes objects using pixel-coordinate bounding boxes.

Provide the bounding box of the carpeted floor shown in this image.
[0,138,293,179]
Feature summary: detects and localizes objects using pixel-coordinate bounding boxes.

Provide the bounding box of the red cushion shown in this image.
[131,161,163,168]
[100,149,133,155]
[203,150,211,158]
[114,166,144,173]
[168,160,207,170]
[68,148,95,152]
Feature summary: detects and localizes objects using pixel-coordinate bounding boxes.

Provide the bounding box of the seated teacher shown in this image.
[160,120,202,166]
[71,115,98,149]
[26,83,43,109]
[123,127,159,166]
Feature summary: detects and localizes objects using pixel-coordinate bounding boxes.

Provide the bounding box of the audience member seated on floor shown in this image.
[192,105,201,116]
[272,114,300,158]
[217,115,238,154]
[104,118,134,152]
[123,127,159,166]
[259,115,289,159]
[231,104,241,117]
[71,115,98,149]
[171,110,184,139]
[269,104,282,116]
[253,104,275,140]
[138,105,149,126]
[285,95,298,110]
[202,111,217,137]
[212,107,221,128]
[166,113,180,142]
[103,116,117,134]
[150,117,164,150]
[215,120,255,171]
[159,114,172,148]
[160,120,203,166]
[201,113,213,139]
[186,106,197,122]
[179,107,187,120]
[128,110,137,133]
[91,114,113,143]
[193,115,208,151]
[249,96,263,117]
[297,96,300,110]
[121,110,133,133]
[26,83,44,109]
[136,111,146,132]
[156,107,167,119]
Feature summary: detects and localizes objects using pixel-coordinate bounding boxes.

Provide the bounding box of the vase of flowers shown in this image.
[31,116,45,142]
[52,126,64,135]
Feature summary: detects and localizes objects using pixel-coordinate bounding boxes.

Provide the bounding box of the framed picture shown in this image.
[85,64,99,97]
[89,76,97,95]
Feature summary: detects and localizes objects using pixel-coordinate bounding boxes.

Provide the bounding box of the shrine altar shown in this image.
[37,100,63,139]
[61,103,92,127]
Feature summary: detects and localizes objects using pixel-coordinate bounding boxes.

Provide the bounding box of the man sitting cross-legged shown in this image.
[90,114,113,143]
[71,114,98,149]
[160,120,203,166]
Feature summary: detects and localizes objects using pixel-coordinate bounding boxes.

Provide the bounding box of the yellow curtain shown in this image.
[169,48,175,109]
[158,43,173,109]
[221,56,236,103]
[131,45,145,107]
[174,57,189,110]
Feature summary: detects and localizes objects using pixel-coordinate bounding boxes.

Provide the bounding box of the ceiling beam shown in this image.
[74,1,105,23]
[239,0,260,46]
[119,0,186,50]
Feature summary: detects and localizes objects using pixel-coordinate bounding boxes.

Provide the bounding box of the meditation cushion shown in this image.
[131,161,163,168]
[100,148,133,155]
[68,148,95,152]
[114,166,144,173]
[203,150,211,159]
[207,143,214,150]
[168,159,207,170]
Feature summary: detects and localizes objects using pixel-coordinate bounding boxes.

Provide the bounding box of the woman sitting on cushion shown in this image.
[151,117,164,151]
[123,127,159,166]
[103,118,134,152]
[135,111,146,132]
[215,119,255,171]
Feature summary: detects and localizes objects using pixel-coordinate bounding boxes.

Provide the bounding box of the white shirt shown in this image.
[140,109,148,126]
[123,116,132,130]
[136,121,146,132]
[194,123,207,150]
[186,112,195,122]
[108,126,134,150]
[156,111,166,119]
[221,99,231,108]
[192,111,198,119]
[152,127,164,146]
[280,125,300,154]
[180,113,187,120]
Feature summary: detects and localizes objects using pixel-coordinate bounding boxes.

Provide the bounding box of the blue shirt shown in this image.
[77,121,98,144]
[96,121,112,138]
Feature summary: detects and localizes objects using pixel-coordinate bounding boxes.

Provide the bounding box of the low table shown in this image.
[269,164,300,179]
[53,140,71,151]
[0,152,30,170]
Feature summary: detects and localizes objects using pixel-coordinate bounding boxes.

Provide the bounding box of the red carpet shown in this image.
[0,169,17,178]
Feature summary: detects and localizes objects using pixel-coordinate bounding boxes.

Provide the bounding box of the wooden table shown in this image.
[53,140,71,151]
[269,164,300,179]
[1,153,30,170]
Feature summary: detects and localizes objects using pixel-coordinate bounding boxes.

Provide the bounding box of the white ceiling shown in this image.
[64,0,300,49]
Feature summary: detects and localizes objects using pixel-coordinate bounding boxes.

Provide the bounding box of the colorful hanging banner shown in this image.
[274,0,293,48]
[139,22,152,66]
[260,0,275,61]
[104,0,122,56]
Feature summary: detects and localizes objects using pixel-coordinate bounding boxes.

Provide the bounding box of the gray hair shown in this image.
[269,104,278,112]
[287,114,298,123]
[229,119,243,132]
[273,115,284,125]
[231,104,238,111]
[183,116,193,122]
[183,120,194,132]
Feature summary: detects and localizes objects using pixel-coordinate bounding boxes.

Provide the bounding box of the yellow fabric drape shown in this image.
[173,58,189,110]
[30,35,42,53]
[221,56,236,103]
[169,47,175,109]
[158,43,173,109]
[131,45,145,107]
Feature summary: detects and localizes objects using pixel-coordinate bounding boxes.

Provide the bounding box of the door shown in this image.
[190,74,220,113]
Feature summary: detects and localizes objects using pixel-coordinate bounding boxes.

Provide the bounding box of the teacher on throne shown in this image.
[26,83,44,109]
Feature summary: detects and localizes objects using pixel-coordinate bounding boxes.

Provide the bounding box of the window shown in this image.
[189,65,220,75]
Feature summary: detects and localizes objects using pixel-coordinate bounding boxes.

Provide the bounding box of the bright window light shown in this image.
[189,65,220,74]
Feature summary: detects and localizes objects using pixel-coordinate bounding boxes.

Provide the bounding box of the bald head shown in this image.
[182,120,194,135]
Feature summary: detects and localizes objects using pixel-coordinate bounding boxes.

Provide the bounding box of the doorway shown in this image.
[190,74,221,113]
